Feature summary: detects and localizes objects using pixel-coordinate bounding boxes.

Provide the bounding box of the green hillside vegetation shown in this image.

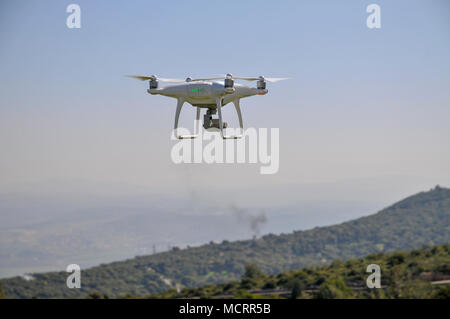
[151,244,450,299]
[1,186,449,298]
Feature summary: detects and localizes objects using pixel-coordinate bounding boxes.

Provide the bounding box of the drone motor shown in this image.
[224,73,234,89]
[257,77,266,90]
[149,78,158,89]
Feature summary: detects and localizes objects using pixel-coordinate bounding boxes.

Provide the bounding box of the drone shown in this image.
[127,74,288,139]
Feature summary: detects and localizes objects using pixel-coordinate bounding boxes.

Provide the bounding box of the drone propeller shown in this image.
[126,74,289,83]
[234,76,289,83]
[193,74,289,83]
[125,75,185,82]
[190,77,223,82]
[222,74,289,82]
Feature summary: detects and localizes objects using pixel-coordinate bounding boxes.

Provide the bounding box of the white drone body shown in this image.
[127,74,287,139]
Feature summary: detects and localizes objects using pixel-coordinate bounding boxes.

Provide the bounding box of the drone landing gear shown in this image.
[173,98,243,140]
[174,98,200,139]
[216,98,243,139]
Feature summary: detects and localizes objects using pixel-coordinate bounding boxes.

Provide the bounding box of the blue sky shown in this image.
[0,0,449,205]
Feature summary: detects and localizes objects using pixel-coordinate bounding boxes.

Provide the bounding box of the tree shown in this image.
[87,290,107,299]
[240,264,265,289]
[432,286,450,299]
[316,278,354,299]
[290,279,303,299]
[0,283,4,299]
[243,264,264,279]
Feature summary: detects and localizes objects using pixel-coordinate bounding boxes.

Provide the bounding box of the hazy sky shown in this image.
[1,0,449,206]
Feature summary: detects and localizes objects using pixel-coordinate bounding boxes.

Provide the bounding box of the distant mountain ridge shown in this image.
[1,186,449,298]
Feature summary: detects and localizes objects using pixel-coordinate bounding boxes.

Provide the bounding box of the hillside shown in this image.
[151,244,450,299]
[1,186,449,298]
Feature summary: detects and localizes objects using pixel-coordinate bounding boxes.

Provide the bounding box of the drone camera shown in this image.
[203,112,227,130]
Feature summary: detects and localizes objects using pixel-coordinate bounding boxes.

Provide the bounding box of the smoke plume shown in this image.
[230,204,268,238]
